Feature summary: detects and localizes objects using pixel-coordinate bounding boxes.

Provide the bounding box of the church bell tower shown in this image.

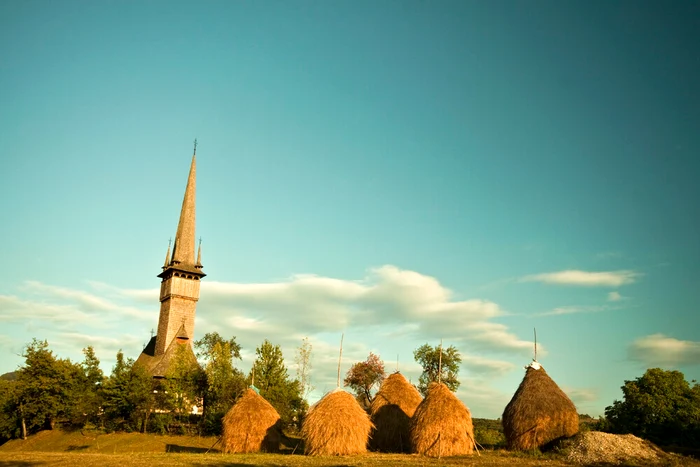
[136,142,205,377]
[155,149,205,355]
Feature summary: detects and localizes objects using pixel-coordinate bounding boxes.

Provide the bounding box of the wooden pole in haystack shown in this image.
[534,328,537,361]
[337,333,344,388]
[438,339,443,384]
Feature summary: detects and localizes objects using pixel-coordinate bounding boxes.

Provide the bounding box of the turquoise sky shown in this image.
[1,0,698,418]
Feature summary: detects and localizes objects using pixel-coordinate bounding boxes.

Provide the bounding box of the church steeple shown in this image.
[152,142,206,357]
[170,153,197,267]
[163,239,171,269]
[195,238,203,269]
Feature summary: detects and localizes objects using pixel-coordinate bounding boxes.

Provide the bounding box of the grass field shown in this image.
[0,429,696,466]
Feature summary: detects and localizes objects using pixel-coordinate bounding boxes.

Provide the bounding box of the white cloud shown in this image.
[608,291,622,302]
[565,387,598,404]
[461,355,516,377]
[536,305,614,317]
[198,265,535,357]
[628,334,700,367]
[0,266,545,416]
[521,270,640,287]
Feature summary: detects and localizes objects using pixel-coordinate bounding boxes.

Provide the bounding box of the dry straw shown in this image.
[410,382,475,457]
[370,372,422,453]
[221,388,282,453]
[502,363,579,450]
[302,388,374,456]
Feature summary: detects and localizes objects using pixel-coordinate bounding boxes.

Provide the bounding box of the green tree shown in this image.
[413,343,461,396]
[162,344,206,426]
[604,368,700,447]
[15,339,79,433]
[102,350,154,432]
[0,376,21,441]
[195,332,246,434]
[68,346,104,427]
[344,352,385,408]
[249,339,306,429]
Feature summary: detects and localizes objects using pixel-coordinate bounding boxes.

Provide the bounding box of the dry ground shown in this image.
[0,430,697,467]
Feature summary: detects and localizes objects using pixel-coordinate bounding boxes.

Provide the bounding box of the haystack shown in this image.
[370,372,423,452]
[302,388,374,456]
[410,382,474,457]
[221,388,282,453]
[502,361,579,450]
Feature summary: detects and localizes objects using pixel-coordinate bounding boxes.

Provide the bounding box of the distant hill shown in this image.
[0,371,17,381]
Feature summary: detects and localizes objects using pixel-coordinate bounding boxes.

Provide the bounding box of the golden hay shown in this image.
[370,372,423,453]
[502,364,579,450]
[221,388,282,453]
[410,382,474,457]
[302,388,374,456]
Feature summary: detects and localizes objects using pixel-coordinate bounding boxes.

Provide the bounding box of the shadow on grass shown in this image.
[0,463,40,466]
[166,444,221,453]
[65,445,90,451]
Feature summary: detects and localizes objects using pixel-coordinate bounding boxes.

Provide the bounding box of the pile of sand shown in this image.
[562,431,670,465]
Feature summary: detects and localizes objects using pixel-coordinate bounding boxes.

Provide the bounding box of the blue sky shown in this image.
[1,0,698,418]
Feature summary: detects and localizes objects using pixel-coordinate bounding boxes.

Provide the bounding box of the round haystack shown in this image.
[410,382,475,457]
[302,388,374,456]
[502,361,579,451]
[221,388,282,453]
[370,372,423,453]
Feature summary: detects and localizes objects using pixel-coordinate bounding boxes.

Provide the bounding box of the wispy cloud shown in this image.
[607,291,623,302]
[199,265,536,356]
[0,266,545,416]
[521,270,640,287]
[535,304,617,317]
[628,334,700,367]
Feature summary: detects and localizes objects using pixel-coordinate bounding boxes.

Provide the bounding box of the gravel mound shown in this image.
[562,431,670,465]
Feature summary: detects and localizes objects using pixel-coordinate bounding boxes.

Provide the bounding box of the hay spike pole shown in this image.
[337,332,344,388]
[205,436,221,454]
[534,327,537,361]
[437,339,443,385]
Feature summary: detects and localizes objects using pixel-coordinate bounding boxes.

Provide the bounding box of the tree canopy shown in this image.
[344,352,386,408]
[249,339,306,429]
[413,343,461,396]
[604,368,700,447]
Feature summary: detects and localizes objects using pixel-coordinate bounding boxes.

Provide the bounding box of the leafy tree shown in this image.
[413,343,461,396]
[604,368,700,447]
[249,339,306,429]
[102,350,154,432]
[344,352,386,408]
[162,344,206,423]
[195,332,241,361]
[15,339,79,433]
[68,346,104,427]
[294,337,314,399]
[195,332,246,434]
[0,377,21,441]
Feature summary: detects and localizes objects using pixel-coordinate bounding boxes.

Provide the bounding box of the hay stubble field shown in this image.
[1,429,697,467]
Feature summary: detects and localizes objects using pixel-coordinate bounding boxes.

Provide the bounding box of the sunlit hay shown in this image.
[410,382,474,457]
[302,388,374,456]
[502,363,579,450]
[221,388,282,453]
[370,372,423,453]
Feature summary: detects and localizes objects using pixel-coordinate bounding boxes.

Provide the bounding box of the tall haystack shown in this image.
[370,372,423,453]
[302,388,374,456]
[410,382,474,457]
[502,361,579,450]
[221,388,282,453]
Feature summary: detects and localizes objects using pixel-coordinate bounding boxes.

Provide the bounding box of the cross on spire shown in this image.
[193,138,197,155]
[150,328,155,338]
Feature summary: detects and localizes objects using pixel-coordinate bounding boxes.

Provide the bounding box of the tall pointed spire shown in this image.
[163,238,171,269]
[195,237,203,269]
[170,150,197,266]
